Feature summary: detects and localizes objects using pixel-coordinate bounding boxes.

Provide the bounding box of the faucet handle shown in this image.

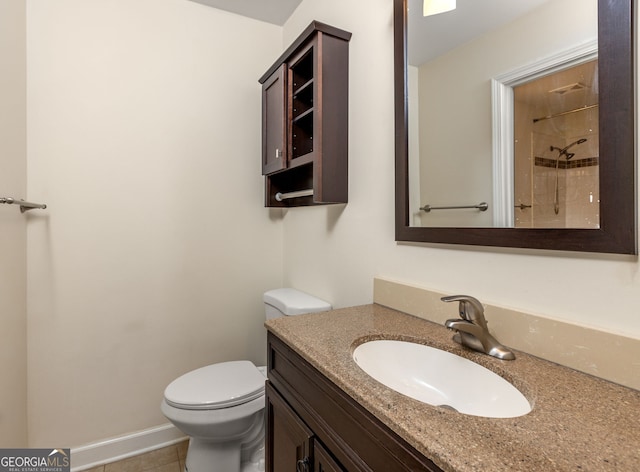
[441,295,488,329]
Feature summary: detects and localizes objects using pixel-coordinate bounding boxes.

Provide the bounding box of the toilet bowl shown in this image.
[161,289,331,472]
[161,361,267,472]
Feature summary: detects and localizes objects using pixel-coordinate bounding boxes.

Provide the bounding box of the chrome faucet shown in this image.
[441,295,515,360]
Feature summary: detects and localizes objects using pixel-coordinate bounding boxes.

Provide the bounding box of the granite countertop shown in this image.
[264,304,640,472]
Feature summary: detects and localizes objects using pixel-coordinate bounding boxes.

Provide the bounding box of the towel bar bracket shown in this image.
[0,197,47,213]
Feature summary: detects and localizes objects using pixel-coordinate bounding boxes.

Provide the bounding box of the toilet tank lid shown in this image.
[264,288,331,316]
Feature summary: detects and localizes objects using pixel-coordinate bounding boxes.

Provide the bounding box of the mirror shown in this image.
[394,0,636,253]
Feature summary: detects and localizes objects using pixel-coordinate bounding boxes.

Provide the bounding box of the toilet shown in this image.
[161,288,331,472]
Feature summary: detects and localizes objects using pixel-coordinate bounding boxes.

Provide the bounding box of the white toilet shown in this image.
[161,288,331,472]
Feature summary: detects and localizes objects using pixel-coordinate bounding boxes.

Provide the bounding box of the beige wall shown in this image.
[26,0,283,447]
[282,0,640,354]
[13,0,640,450]
[0,0,28,447]
[281,0,396,308]
[416,0,597,227]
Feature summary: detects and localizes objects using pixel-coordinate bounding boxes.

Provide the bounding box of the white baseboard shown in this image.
[70,424,186,471]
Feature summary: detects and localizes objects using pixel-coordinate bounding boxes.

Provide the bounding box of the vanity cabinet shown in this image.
[266,383,345,472]
[259,21,350,207]
[266,333,443,472]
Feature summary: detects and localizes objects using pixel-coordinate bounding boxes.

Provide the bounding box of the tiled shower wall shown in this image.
[514,108,599,228]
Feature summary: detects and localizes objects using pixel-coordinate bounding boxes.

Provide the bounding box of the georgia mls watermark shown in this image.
[0,449,70,472]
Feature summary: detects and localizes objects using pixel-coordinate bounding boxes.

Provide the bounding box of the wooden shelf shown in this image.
[259,21,351,207]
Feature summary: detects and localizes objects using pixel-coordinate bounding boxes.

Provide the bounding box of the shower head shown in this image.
[550,138,588,160]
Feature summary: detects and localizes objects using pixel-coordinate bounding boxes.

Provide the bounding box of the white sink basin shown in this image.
[352,340,531,418]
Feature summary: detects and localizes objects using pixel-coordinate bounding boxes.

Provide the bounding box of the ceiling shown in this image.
[408,0,553,66]
[187,0,303,25]
[187,0,553,65]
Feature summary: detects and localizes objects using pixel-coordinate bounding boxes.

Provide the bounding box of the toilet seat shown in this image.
[164,360,265,410]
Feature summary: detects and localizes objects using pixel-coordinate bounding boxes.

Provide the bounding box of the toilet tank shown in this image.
[264,288,332,320]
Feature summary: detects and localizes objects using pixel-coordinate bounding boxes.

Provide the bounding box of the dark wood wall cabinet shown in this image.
[266,333,443,472]
[259,22,351,207]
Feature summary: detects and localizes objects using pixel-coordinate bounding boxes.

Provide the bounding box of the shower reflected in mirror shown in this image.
[550,138,588,215]
[513,59,598,228]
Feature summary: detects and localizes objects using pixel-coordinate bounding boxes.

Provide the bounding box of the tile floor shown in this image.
[81,440,188,472]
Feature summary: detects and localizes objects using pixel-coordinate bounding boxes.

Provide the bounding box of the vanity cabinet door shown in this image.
[313,440,345,472]
[266,381,347,472]
[266,381,313,472]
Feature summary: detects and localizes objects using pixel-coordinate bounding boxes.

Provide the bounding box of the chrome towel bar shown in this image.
[1,197,47,213]
[275,189,314,202]
[420,202,488,213]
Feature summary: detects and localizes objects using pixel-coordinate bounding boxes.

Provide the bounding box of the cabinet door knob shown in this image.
[275,148,282,159]
[296,457,310,472]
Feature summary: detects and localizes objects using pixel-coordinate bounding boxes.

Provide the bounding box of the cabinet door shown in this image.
[266,382,313,472]
[262,64,287,175]
[313,440,346,472]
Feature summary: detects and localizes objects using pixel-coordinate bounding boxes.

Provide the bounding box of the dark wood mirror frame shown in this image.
[394,0,637,254]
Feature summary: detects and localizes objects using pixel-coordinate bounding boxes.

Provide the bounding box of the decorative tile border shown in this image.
[534,156,599,168]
